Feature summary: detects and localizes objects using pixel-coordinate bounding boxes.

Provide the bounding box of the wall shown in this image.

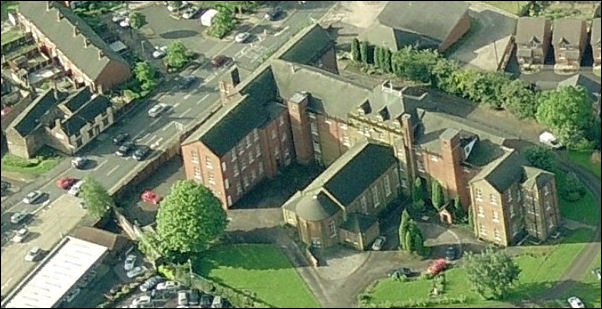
[439,11,471,52]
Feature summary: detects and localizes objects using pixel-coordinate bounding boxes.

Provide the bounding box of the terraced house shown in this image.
[182,24,560,249]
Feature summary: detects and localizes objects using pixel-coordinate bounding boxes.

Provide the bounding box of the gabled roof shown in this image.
[522,166,554,189]
[62,87,92,113]
[18,1,128,81]
[304,141,397,205]
[361,1,469,51]
[62,94,110,136]
[470,149,525,192]
[279,25,334,65]
[552,18,586,47]
[515,17,551,45]
[339,213,377,233]
[10,88,68,137]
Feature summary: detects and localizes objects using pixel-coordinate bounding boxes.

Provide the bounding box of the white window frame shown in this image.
[251,169,257,181]
[492,210,499,222]
[328,220,337,238]
[384,174,392,196]
[208,172,215,185]
[243,176,249,188]
[222,162,227,172]
[477,206,485,217]
[236,182,243,195]
[361,195,368,213]
[190,150,199,164]
[372,186,380,207]
[246,135,251,148]
[240,157,247,171]
[205,157,213,169]
[248,151,254,164]
[271,129,277,139]
[416,159,425,173]
[490,194,498,205]
[281,132,287,142]
[253,129,259,141]
[255,144,261,158]
[233,164,240,177]
[279,115,284,126]
[479,223,487,235]
[225,178,230,189]
[475,188,483,201]
[231,148,237,162]
[194,166,202,180]
[227,195,232,207]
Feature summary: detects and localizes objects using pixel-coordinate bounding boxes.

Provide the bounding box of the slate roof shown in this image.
[303,141,397,205]
[592,18,601,46]
[522,166,554,189]
[339,213,377,233]
[362,1,469,51]
[63,87,92,113]
[10,89,68,137]
[279,25,334,65]
[62,95,110,136]
[295,190,340,221]
[18,1,128,81]
[552,18,586,47]
[470,149,525,192]
[515,17,551,45]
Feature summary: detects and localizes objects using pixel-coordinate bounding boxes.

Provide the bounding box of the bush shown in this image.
[559,172,585,202]
[158,264,176,280]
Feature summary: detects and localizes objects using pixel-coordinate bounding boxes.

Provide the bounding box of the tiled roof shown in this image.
[339,213,377,233]
[515,17,551,45]
[552,18,586,47]
[62,94,110,136]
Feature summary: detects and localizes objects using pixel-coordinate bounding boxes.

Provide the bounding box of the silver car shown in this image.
[235,32,251,43]
[22,190,44,204]
[148,103,167,118]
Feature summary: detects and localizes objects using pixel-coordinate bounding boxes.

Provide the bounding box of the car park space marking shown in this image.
[197,94,210,105]
[146,135,157,144]
[178,107,192,118]
[106,165,120,177]
[274,26,290,37]
[93,160,108,171]
[162,122,173,132]
[152,137,164,148]
[150,118,162,127]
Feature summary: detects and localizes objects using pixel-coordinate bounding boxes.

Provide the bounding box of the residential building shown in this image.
[16,1,131,93]
[515,17,552,70]
[592,18,601,69]
[552,18,587,72]
[359,1,470,52]
[282,141,400,250]
[5,87,114,158]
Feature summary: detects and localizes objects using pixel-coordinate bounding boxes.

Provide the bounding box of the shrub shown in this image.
[559,172,585,202]
[158,264,176,280]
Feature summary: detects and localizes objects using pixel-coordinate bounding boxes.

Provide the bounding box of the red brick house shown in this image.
[515,17,552,70]
[552,18,587,73]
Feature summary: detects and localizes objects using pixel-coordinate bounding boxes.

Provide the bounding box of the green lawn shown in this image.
[480,1,527,15]
[558,185,598,226]
[567,151,601,179]
[1,149,62,175]
[1,1,17,22]
[194,244,319,308]
[362,228,592,308]
[552,254,601,309]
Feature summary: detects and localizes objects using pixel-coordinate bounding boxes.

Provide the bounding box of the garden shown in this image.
[1,148,61,175]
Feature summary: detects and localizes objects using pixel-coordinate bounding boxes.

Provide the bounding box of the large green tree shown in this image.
[536,86,596,150]
[431,180,444,210]
[208,5,236,38]
[501,79,538,119]
[412,178,426,212]
[399,209,411,250]
[80,177,113,219]
[465,248,521,300]
[165,41,189,70]
[156,180,228,262]
[524,146,555,172]
[133,61,156,91]
[129,11,146,29]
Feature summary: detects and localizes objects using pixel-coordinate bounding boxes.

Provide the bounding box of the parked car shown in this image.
[71,156,89,169]
[211,295,223,308]
[180,76,198,89]
[188,289,200,306]
[264,6,283,21]
[388,267,412,278]
[12,228,29,243]
[168,1,188,12]
[178,290,189,306]
[539,131,563,149]
[211,55,230,68]
[592,267,601,281]
[64,288,81,303]
[200,293,213,308]
[119,17,130,28]
[56,177,78,190]
[426,258,447,275]
[116,142,135,157]
[25,246,42,261]
[182,6,200,19]
[112,10,128,22]
[371,236,386,251]
[234,32,251,43]
[1,181,11,195]
[124,254,137,271]
[152,45,168,59]
[10,211,28,224]
[148,103,168,118]
[567,296,585,308]
[132,295,152,307]
[22,190,45,204]
[156,280,181,291]
[140,275,164,292]
[445,246,458,261]
[133,145,151,161]
[113,132,130,145]
[68,180,84,196]
[141,190,161,204]
[126,266,148,278]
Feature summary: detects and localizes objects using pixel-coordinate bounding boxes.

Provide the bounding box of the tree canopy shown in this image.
[399,209,411,250]
[431,180,444,210]
[156,180,228,262]
[165,41,190,70]
[465,247,521,300]
[133,61,156,91]
[129,11,146,29]
[524,145,556,172]
[208,5,236,39]
[80,177,113,219]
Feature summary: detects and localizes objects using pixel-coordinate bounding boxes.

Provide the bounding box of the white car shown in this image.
[126,265,147,278]
[68,180,84,196]
[10,212,27,224]
[168,1,188,12]
[148,103,168,118]
[124,254,137,271]
[112,10,128,23]
[152,45,168,59]
[119,17,130,28]
[12,228,29,243]
[182,6,199,19]
[156,280,180,290]
[539,131,563,149]
[178,290,189,306]
[568,297,585,308]
[235,32,251,43]
[25,246,42,262]
[371,236,386,251]
[132,295,152,307]
[22,190,44,204]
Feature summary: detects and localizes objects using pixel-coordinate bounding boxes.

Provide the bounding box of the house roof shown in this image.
[470,149,525,192]
[552,18,586,46]
[62,94,110,136]
[279,25,334,65]
[362,1,469,50]
[515,17,551,45]
[10,88,68,137]
[522,166,554,189]
[62,87,92,113]
[18,1,128,81]
[592,18,601,45]
[295,190,340,221]
[339,213,377,233]
[304,141,397,205]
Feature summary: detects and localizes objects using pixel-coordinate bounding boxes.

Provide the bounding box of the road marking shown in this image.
[274,26,289,36]
[93,160,108,171]
[146,135,157,144]
[150,118,161,127]
[179,107,192,118]
[174,102,181,108]
[184,93,193,100]
[1,278,13,291]
[162,122,173,131]
[106,165,120,177]
[152,137,164,148]
[197,94,210,105]
[205,74,216,83]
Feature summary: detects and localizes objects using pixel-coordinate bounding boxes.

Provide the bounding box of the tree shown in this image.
[467,205,474,228]
[453,196,465,223]
[524,146,556,172]
[129,11,146,29]
[373,46,382,70]
[359,40,369,64]
[431,180,444,210]
[536,86,596,150]
[399,209,411,249]
[501,79,538,119]
[168,1,182,8]
[208,5,236,38]
[382,48,392,73]
[404,222,416,252]
[412,229,426,256]
[80,177,113,219]
[465,248,521,300]
[133,61,156,91]
[559,171,585,202]
[350,38,360,62]
[431,58,461,93]
[412,178,426,212]
[165,41,189,70]
[156,180,228,262]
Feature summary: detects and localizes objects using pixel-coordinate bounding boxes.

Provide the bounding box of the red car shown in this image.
[56,177,78,190]
[141,190,161,204]
[426,258,447,275]
[211,55,229,68]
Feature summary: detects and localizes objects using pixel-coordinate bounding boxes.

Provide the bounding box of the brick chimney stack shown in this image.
[287,92,314,165]
[439,128,470,208]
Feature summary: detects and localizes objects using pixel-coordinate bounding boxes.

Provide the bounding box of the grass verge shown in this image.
[1,148,61,175]
[567,151,601,179]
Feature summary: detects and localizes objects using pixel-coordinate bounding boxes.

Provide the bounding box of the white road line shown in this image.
[1,278,13,291]
[179,108,192,118]
[184,93,193,100]
[174,102,181,108]
[146,135,157,144]
[150,118,161,127]
[205,74,216,83]
[106,165,120,177]
[93,160,108,171]
[197,94,210,105]
[162,122,173,131]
